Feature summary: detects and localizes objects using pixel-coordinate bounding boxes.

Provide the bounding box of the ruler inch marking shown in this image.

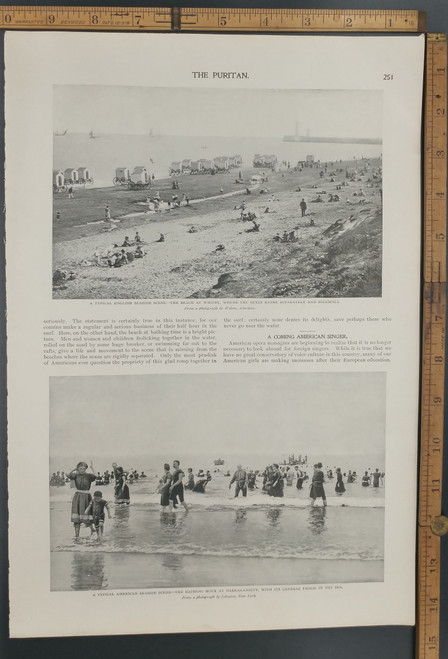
[418,34,446,659]
[177,7,421,32]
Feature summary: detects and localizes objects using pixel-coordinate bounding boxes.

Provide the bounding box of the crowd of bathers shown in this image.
[226,460,385,506]
[54,457,385,541]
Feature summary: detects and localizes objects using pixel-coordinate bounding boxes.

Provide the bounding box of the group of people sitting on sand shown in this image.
[93,232,146,267]
[146,191,190,212]
[273,229,299,243]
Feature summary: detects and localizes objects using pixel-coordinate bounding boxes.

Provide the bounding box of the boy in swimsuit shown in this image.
[85,491,111,542]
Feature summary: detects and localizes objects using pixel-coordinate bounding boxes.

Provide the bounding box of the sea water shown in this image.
[54,133,382,188]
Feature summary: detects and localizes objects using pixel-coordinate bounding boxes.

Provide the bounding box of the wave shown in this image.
[51,539,383,562]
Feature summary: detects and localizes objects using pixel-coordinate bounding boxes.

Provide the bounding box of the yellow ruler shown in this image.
[0,6,425,32]
[417,33,447,659]
[180,8,425,32]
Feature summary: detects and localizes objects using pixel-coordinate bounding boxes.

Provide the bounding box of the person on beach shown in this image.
[335,468,346,495]
[300,199,307,217]
[169,460,189,511]
[309,462,327,506]
[68,187,74,199]
[105,205,111,221]
[184,467,195,491]
[68,461,97,539]
[267,464,284,498]
[84,491,111,542]
[193,471,211,493]
[229,465,248,498]
[247,471,257,490]
[362,471,371,487]
[159,463,172,512]
[295,466,305,490]
[156,233,165,243]
[371,468,383,487]
[114,466,130,504]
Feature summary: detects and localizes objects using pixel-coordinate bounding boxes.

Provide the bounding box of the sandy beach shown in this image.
[53,159,382,299]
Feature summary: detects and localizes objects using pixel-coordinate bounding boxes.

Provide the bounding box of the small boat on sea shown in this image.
[89,131,99,139]
[214,458,225,466]
[54,129,67,136]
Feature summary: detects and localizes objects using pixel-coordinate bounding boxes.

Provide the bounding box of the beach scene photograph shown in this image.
[50,372,386,591]
[52,86,383,299]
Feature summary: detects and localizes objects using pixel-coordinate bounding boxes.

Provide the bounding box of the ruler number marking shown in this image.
[421,33,446,642]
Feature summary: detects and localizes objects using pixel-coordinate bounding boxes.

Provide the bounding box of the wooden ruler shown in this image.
[417,33,447,659]
[0,6,444,656]
[179,8,425,32]
[0,6,425,32]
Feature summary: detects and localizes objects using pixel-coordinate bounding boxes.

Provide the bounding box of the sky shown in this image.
[53,86,382,139]
[50,372,386,459]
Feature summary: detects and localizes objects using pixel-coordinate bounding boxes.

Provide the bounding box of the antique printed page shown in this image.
[5,32,424,637]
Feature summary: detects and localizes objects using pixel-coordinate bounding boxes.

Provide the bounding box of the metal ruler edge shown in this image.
[417,33,447,659]
[0,6,425,32]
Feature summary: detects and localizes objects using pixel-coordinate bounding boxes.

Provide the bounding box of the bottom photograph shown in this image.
[49,372,386,591]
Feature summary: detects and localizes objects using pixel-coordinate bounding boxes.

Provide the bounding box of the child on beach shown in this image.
[85,491,111,542]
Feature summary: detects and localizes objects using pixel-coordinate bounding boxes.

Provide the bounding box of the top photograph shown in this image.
[52,86,383,300]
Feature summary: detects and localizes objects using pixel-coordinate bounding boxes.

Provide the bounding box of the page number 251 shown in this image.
[383,74,394,80]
